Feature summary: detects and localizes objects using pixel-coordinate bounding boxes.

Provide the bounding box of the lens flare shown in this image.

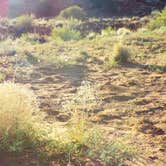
[0,0,8,17]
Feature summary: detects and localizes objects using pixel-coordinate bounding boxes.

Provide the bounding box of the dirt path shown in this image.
[14,56,166,165]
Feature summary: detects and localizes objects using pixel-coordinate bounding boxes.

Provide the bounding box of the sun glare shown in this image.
[0,0,8,17]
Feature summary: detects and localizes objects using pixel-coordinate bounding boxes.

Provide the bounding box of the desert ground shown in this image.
[0,3,166,166]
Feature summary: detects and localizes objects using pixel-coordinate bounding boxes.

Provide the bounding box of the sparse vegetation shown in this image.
[21,41,83,68]
[101,26,116,36]
[0,3,166,166]
[0,82,45,152]
[0,38,17,56]
[13,15,34,36]
[106,43,131,67]
[62,81,102,116]
[148,7,166,30]
[21,33,46,44]
[52,26,82,41]
[0,82,136,165]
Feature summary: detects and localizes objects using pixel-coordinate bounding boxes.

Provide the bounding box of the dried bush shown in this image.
[0,82,45,152]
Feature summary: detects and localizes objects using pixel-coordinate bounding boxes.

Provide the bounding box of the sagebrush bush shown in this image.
[0,82,45,152]
[13,15,34,36]
[0,38,17,56]
[22,41,83,69]
[59,5,86,20]
[0,17,10,26]
[52,26,82,41]
[117,28,131,36]
[148,7,166,30]
[106,43,131,67]
[62,81,102,115]
[21,33,46,44]
[101,26,116,36]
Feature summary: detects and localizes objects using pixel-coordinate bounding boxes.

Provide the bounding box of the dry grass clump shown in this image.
[0,82,45,152]
[106,43,131,67]
[0,38,17,56]
[24,42,83,68]
[117,28,131,36]
[62,81,102,115]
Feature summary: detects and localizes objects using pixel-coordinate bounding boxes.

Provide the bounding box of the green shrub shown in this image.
[13,15,34,36]
[106,43,131,67]
[148,64,166,72]
[52,26,82,41]
[154,26,166,34]
[148,7,166,30]
[87,135,137,166]
[22,42,83,69]
[0,38,17,56]
[59,5,86,20]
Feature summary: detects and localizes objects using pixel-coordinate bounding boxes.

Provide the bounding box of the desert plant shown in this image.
[0,83,137,165]
[148,7,166,30]
[52,116,136,165]
[0,17,10,26]
[117,27,131,36]
[101,26,116,36]
[0,82,45,152]
[22,41,83,69]
[0,38,17,56]
[21,33,46,44]
[87,135,137,166]
[148,64,166,72]
[106,43,131,67]
[59,5,86,20]
[13,15,34,36]
[62,81,102,115]
[0,72,5,82]
[36,51,79,68]
[52,26,82,41]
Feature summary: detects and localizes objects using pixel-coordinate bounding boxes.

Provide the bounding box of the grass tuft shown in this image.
[52,26,82,41]
[106,43,131,67]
